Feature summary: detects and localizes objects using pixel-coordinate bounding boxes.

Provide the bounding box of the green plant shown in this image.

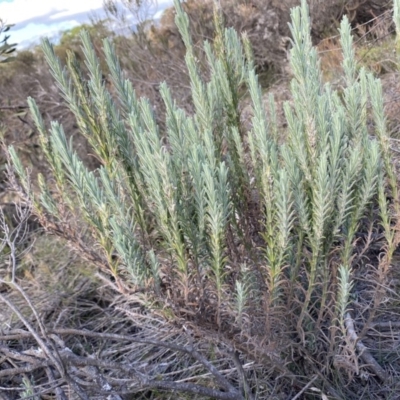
[0,21,16,63]
[5,0,400,397]
[21,377,40,400]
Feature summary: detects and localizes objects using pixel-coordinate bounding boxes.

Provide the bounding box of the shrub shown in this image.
[4,0,400,398]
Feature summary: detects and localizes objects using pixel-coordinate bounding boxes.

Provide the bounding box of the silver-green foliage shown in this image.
[8,0,393,335]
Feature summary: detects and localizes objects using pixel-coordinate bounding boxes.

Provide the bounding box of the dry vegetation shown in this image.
[2,1,400,399]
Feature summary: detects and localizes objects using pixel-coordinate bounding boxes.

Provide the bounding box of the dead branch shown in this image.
[344,313,387,381]
[0,327,245,399]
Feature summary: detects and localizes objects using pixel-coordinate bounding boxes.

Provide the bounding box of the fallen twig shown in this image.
[344,313,387,381]
[291,375,318,400]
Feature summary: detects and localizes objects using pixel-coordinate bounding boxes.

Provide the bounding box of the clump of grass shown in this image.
[357,36,398,75]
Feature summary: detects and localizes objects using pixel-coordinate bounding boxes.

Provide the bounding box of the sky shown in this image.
[0,0,172,48]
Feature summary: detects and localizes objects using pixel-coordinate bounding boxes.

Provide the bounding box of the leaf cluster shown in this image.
[0,22,16,64]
